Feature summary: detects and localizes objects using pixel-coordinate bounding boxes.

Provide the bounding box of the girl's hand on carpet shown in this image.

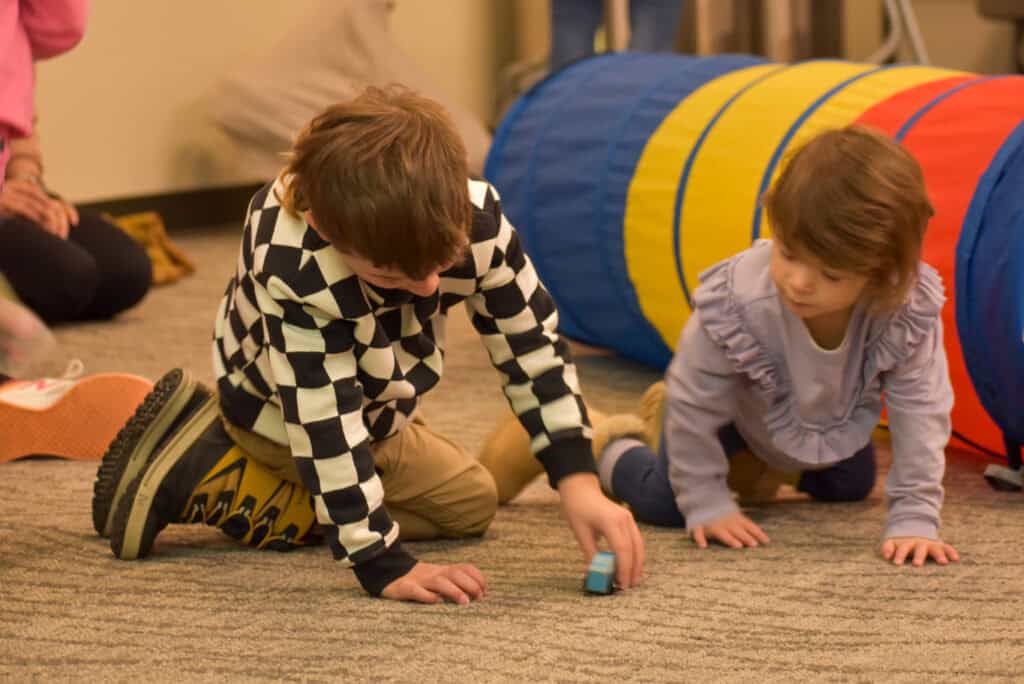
[691,511,769,549]
[880,537,960,567]
[381,561,487,605]
[557,472,644,589]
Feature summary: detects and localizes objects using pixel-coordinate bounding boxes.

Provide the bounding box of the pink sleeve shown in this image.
[19,0,89,59]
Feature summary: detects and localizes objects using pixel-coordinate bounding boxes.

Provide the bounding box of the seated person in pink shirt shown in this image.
[0,0,150,348]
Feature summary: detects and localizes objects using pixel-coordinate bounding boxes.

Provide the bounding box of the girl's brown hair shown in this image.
[762,125,934,313]
[278,86,471,280]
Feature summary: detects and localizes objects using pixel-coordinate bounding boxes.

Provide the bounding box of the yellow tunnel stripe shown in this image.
[626,62,961,352]
[676,61,873,329]
[755,64,963,240]
[624,63,781,348]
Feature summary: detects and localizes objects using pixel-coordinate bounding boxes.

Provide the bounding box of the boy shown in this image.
[93,86,644,603]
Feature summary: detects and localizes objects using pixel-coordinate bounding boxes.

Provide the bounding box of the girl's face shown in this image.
[769,239,869,324]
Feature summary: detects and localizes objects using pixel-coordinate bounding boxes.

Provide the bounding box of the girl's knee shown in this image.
[630,498,684,527]
[800,467,876,502]
[799,443,877,503]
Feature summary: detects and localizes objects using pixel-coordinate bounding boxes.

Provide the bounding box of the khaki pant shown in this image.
[222,414,498,541]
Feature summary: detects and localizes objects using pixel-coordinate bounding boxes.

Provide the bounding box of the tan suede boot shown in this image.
[477,411,545,504]
[727,450,801,503]
[591,413,648,459]
[478,405,654,504]
[480,406,647,504]
[637,380,666,450]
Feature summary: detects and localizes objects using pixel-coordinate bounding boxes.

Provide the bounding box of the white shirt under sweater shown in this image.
[213,177,595,594]
[665,240,953,540]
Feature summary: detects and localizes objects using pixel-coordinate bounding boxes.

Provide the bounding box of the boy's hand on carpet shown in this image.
[881,537,960,567]
[381,561,487,605]
[557,472,644,589]
[691,511,769,549]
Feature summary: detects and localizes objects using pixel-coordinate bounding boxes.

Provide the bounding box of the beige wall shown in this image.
[843,0,1015,71]
[34,0,1017,203]
[34,1,511,203]
[897,0,1016,73]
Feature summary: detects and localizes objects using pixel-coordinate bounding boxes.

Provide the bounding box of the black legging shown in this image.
[0,210,152,324]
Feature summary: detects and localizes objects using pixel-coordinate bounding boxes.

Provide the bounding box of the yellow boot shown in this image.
[105,382,316,559]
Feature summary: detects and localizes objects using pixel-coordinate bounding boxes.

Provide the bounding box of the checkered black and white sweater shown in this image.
[213,177,596,594]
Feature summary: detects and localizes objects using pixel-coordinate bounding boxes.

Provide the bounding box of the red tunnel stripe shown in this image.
[858,76,1024,454]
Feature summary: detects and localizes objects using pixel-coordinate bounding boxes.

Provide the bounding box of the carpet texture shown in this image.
[2,224,1023,682]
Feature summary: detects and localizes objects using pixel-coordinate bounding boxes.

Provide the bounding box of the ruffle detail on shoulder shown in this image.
[867,263,945,374]
[693,258,780,396]
[691,247,918,469]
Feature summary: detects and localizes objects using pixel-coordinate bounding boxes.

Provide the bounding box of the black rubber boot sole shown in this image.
[109,396,221,560]
[91,369,207,537]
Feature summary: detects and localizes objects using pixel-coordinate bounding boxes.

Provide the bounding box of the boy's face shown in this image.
[769,239,868,324]
[339,250,447,298]
[304,211,462,298]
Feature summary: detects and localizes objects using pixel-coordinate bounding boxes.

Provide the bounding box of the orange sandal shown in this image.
[0,365,153,463]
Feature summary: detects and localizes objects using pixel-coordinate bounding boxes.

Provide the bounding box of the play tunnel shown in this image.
[484,53,1024,459]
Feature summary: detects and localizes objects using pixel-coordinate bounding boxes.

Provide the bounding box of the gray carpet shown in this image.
[2,223,1024,682]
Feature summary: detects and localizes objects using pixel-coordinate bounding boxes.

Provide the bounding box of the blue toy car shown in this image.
[583,551,616,595]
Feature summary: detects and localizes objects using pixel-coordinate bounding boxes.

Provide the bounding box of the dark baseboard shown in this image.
[77,182,266,232]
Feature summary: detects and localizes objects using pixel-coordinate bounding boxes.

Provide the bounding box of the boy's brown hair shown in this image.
[762,124,934,313]
[278,86,472,280]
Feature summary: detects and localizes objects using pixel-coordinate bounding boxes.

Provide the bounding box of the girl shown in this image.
[598,125,960,567]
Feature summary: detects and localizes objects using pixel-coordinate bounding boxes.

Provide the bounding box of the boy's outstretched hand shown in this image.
[557,472,645,589]
[881,537,960,566]
[691,510,770,549]
[381,561,487,605]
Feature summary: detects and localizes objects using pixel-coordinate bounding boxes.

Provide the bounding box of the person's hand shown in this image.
[691,510,770,549]
[52,196,79,233]
[0,178,76,238]
[380,561,487,605]
[880,537,959,567]
[557,472,644,589]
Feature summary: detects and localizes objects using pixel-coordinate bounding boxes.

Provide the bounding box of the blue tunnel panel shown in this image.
[486,53,763,367]
[956,121,1024,443]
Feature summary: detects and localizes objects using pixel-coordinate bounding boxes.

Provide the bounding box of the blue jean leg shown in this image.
[609,437,685,526]
[797,442,877,502]
[550,1,685,72]
[610,424,749,527]
[609,423,876,525]
[549,0,604,72]
[629,0,685,52]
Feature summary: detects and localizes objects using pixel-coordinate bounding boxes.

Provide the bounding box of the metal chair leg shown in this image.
[867,0,930,65]
[984,436,1023,492]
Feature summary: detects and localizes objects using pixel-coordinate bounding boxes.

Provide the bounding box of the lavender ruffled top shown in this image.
[663,240,953,540]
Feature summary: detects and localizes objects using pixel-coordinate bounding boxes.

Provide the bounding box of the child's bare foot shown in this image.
[0,297,56,378]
